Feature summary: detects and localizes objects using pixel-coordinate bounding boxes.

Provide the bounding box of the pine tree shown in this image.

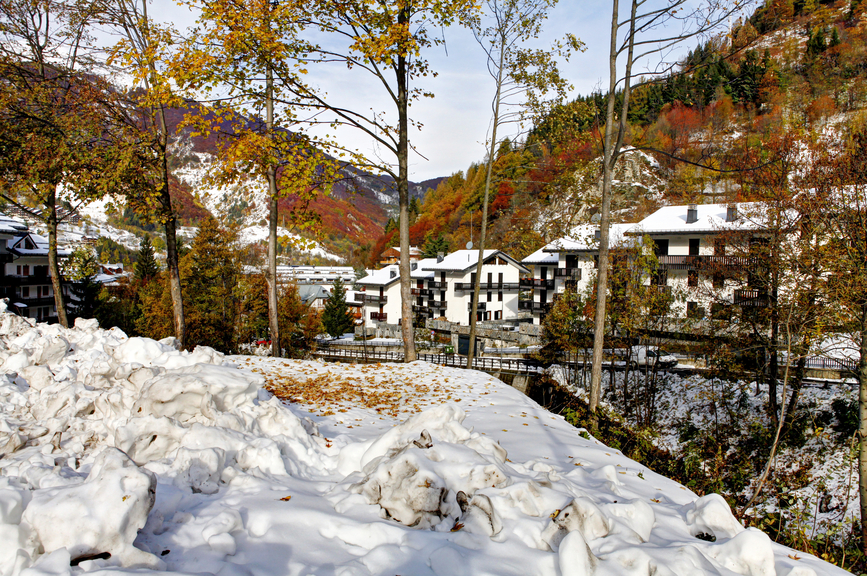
[134,235,159,283]
[422,233,450,258]
[321,278,355,339]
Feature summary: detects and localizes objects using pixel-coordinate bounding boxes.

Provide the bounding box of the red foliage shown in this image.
[367,229,397,268]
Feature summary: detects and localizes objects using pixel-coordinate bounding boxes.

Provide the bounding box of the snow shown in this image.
[0,305,849,576]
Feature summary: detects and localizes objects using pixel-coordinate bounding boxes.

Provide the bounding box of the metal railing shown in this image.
[454,282,520,291]
[353,294,387,304]
[554,267,582,280]
[519,278,555,289]
[411,288,433,297]
[428,281,446,289]
[370,312,387,322]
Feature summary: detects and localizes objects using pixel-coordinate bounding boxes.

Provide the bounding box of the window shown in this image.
[689,238,700,256]
[23,265,29,276]
[16,265,20,275]
[494,311,502,320]
[654,239,669,256]
[687,301,700,318]
[487,291,492,302]
[23,287,29,297]
[487,272,492,284]
[485,311,491,321]
[688,270,698,287]
[713,273,724,290]
[498,272,503,286]
[498,291,503,302]
[714,238,726,256]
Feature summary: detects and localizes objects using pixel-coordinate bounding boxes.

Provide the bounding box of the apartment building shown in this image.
[0,214,71,322]
[627,202,767,319]
[521,224,637,324]
[355,250,529,326]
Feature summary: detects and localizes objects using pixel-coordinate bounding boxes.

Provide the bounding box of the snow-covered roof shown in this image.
[631,202,766,236]
[411,258,438,279]
[425,250,530,274]
[8,232,69,257]
[521,245,558,265]
[297,284,332,303]
[543,223,638,253]
[356,264,401,287]
[0,213,28,235]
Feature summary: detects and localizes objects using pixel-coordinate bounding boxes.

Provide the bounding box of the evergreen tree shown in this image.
[134,235,159,283]
[321,278,355,339]
[183,217,239,352]
[65,247,101,320]
[422,233,450,258]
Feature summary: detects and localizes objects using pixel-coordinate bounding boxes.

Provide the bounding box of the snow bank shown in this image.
[0,307,849,576]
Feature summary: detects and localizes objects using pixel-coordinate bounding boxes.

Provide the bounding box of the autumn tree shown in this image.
[465,0,579,367]
[176,0,335,358]
[266,0,477,361]
[808,127,867,555]
[100,0,188,346]
[0,0,130,327]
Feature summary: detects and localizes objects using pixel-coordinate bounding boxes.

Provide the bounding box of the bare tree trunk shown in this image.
[396,23,416,362]
[143,0,185,348]
[467,33,505,370]
[266,62,281,358]
[589,0,621,417]
[46,190,68,328]
[591,0,638,420]
[859,302,867,555]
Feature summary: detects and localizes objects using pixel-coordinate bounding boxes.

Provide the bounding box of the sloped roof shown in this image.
[631,202,766,235]
[543,223,638,253]
[357,264,401,287]
[0,214,28,235]
[425,250,530,274]
[521,246,558,265]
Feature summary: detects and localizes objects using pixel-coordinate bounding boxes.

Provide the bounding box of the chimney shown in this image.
[726,204,738,222]
[686,204,698,224]
[437,252,444,263]
[594,229,601,241]
[390,269,396,279]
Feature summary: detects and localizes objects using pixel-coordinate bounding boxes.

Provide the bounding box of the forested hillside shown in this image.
[366,0,867,266]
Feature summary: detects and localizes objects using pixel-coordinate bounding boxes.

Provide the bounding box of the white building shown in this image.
[355,250,530,326]
[0,214,71,322]
[521,224,638,325]
[627,202,768,319]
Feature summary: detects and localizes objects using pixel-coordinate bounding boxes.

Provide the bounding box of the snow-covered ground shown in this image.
[0,307,848,576]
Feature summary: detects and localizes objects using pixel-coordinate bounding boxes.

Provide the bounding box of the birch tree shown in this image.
[175,0,335,358]
[589,0,750,418]
[100,0,188,347]
[465,0,580,368]
[263,0,477,361]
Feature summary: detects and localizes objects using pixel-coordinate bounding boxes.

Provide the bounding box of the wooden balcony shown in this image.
[468,302,487,311]
[353,294,387,304]
[656,255,753,271]
[411,288,433,297]
[734,288,770,308]
[428,281,446,289]
[428,300,447,309]
[554,267,582,281]
[370,312,388,322]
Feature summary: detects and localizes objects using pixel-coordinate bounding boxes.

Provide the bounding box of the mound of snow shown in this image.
[0,308,850,576]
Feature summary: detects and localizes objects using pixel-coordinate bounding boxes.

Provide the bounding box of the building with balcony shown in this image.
[0,213,71,322]
[521,224,638,324]
[355,250,529,326]
[627,202,771,320]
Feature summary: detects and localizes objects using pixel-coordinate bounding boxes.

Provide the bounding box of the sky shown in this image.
[144,0,732,182]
